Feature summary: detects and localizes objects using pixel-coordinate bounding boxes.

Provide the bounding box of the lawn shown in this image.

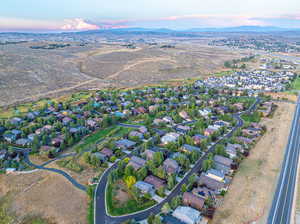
[73,126,117,153]
[290,76,300,90]
[106,180,156,216]
[241,111,261,123]
[73,125,133,153]
[212,70,234,77]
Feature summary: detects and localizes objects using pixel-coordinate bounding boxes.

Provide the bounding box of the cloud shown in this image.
[0,17,99,32]
[61,18,99,30]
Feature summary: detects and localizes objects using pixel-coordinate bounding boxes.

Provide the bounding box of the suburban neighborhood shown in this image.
[0,67,288,224]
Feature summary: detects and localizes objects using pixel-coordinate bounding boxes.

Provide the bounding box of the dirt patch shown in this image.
[212,102,295,224]
[114,180,131,205]
[0,171,88,224]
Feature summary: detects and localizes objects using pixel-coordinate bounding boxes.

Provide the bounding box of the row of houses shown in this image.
[196,70,295,93]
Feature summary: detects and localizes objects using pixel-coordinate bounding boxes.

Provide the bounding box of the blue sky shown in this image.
[1,0,300,32]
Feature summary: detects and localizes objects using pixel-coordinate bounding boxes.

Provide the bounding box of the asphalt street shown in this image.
[267,95,300,224]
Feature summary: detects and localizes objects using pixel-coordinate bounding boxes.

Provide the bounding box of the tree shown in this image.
[125,165,135,177]
[181,183,187,193]
[157,186,165,197]
[86,185,95,199]
[161,202,171,214]
[153,152,164,166]
[170,196,181,209]
[215,144,227,157]
[190,150,200,163]
[83,152,91,164]
[137,167,148,180]
[124,175,136,189]
[153,216,162,224]
[147,213,155,224]
[188,173,197,186]
[202,158,214,171]
[167,174,176,190]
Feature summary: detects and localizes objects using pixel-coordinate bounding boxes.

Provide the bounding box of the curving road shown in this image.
[267,95,300,224]
[94,98,260,224]
[23,153,87,191]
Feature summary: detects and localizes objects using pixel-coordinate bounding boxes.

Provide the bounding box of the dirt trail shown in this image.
[107,57,177,79]
[212,102,295,224]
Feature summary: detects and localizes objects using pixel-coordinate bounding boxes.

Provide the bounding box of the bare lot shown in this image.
[212,102,295,224]
[0,171,88,224]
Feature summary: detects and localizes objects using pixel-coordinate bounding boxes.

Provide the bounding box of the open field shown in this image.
[0,171,88,224]
[212,102,295,224]
[0,41,245,107]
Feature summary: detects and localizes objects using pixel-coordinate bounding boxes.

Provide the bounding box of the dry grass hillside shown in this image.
[0,41,244,107]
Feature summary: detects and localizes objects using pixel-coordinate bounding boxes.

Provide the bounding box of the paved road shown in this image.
[94,98,260,224]
[23,153,87,191]
[267,95,300,224]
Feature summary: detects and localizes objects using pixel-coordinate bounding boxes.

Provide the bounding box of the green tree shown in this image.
[170,196,181,209]
[137,167,148,180]
[161,202,171,214]
[153,151,164,166]
[167,174,176,190]
[181,183,187,193]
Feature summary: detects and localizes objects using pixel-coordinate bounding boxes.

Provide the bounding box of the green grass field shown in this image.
[73,126,117,153]
[291,76,300,90]
[106,181,156,216]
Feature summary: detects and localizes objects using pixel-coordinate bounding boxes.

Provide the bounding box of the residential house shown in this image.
[162,116,173,124]
[128,131,144,140]
[198,173,227,192]
[204,128,216,137]
[236,136,254,145]
[51,136,64,147]
[11,129,22,138]
[128,156,146,170]
[62,117,72,125]
[176,125,191,134]
[225,146,237,159]
[163,216,185,224]
[179,111,191,121]
[213,155,233,174]
[10,117,22,126]
[163,158,180,175]
[134,181,155,195]
[192,134,208,145]
[181,144,201,154]
[233,103,244,111]
[0,150,7,160]
[139,126,148,134]
[242,127,261,138]
[100,148,113,157]
[115,139,136,150]
[15,138,31,146]
[161,132,180,145]
[3,133,16,143]
[143,149,156,160]
[183,192,205,211]
[199,108,212,118]
[153,118,164,125]
[205,169,225,182]
[172,206,202,224]
[144,175,166,190]
[93,152,108,162]
[192,186,214,200]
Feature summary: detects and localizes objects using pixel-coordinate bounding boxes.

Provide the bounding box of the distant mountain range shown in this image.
[78,26,300,35]
[1,26,299,35]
